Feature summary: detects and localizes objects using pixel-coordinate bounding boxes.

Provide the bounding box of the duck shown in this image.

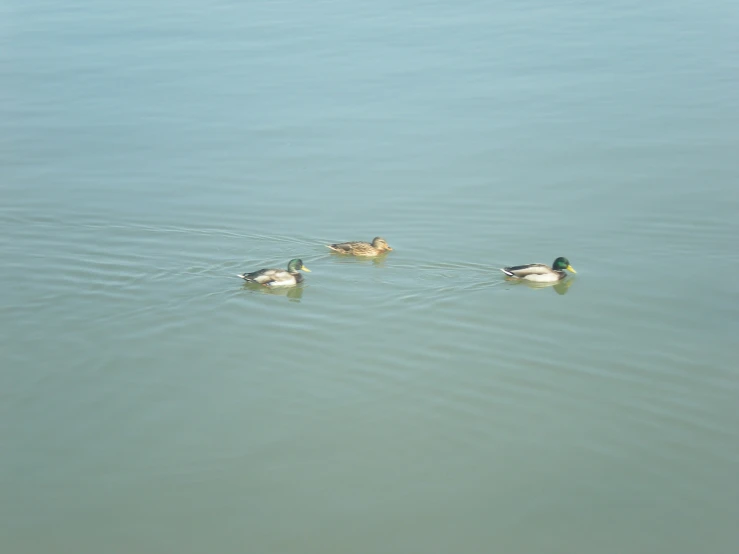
[500,257,576,283]
[327,237,393,257]
[237,258,310,287]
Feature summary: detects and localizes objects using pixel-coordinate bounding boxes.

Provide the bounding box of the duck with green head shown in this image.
[238,258,310,287]
[501,257,576,283]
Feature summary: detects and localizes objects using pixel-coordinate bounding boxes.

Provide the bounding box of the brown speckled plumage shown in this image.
[327,237,393,257]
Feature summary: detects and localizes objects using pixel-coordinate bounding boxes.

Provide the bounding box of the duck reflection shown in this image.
[509,277,576,296]
[241,282,305,302]
[326,252,389,267]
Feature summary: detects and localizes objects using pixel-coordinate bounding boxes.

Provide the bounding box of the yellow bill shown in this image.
[566,265,576,273]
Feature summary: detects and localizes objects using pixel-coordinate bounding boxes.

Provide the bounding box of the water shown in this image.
[2,1,739,552]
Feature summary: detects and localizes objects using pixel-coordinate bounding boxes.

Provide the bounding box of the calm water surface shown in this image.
[2,1,739,552]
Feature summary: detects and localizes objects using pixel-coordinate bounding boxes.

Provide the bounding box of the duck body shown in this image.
[327,236,393,257]
[238,259,310,287]
[501,257,576,283]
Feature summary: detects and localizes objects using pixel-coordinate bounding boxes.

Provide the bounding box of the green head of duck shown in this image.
[287,259,311,273]
[553,257,576,274]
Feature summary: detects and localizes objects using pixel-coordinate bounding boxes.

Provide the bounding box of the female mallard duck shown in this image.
[237,258,310,287]
[327,236,393,257]
[501,257,576,283]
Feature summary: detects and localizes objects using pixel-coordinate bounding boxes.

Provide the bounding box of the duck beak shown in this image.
[301,266,311,272]
[386,246,393,251]
[566,265,576,273]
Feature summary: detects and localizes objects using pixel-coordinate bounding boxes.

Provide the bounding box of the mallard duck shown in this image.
[327,237,393,257]
[237,258,310,287]
[501,257,576,283]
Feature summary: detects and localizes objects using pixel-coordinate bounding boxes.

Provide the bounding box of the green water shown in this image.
[2,1,739,552]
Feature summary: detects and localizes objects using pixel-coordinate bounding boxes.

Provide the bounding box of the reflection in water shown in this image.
[508,277,576,295]
[327,251,390,267]
[242,283,305,302]
[552,278,575,296]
